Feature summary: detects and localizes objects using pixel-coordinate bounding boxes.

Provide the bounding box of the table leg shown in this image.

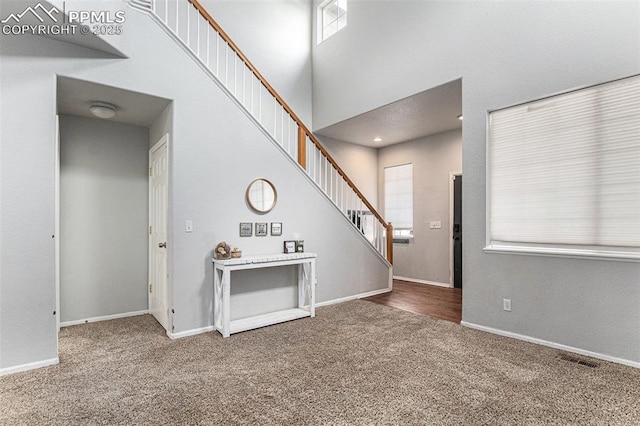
[309,260,316,317]
[298,264,307,309]
[222,268,231,338]
[214,266,222,332]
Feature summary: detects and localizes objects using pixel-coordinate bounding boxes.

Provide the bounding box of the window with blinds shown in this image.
[384,163,413,237]
[487,74,640,260]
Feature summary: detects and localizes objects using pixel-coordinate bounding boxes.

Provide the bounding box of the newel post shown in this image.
[297,126,306,169]
[386,223,393,265]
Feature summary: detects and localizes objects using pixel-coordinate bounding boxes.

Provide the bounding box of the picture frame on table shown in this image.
[283,240,296,254]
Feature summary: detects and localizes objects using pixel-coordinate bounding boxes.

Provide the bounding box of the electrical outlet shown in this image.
[185,220,193,233]
[503,298,512,312]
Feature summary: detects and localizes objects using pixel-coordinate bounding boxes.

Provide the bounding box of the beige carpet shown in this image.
[1,300,639,425]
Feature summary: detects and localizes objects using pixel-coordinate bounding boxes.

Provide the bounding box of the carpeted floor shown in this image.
[1,300,639,425]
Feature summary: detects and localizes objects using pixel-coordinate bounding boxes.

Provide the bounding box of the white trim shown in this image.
[60,310,148,327]
[166,325,215,340]
[388,266,393,290]
[317,287,392,308]
[149,133,168,155]
[55,114,61,337]
[0,358,59,377]
[167,287,393,339]
[149,133,171,332]
[167,286,395,339]
[449,171,462,286]
[483,245,640,263]
[461,321,640,369]
[394,276,452,288]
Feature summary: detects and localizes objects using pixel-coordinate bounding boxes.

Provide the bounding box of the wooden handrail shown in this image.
[188,0,392,263]
[188,0,306,130]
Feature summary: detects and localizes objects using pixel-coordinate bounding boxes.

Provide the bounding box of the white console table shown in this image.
[212,253,317,338]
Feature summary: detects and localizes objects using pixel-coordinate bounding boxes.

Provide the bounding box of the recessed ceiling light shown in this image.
[457,115,463,120]
[89,102,117,119]
[373,137,383,142]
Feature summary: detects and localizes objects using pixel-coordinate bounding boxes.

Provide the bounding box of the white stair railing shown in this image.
[130,0,393,264]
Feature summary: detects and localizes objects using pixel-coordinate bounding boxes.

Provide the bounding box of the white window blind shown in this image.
[488,75,640,252]
[385,163,413,234]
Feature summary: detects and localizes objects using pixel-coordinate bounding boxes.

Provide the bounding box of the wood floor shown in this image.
[362,279,462,323]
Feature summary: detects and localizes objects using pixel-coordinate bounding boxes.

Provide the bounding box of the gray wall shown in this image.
[322,131,463,285]
[379,130,462,285]
[0,2,389,372]
[149,103,173,149]
[59,115,149,323]
[312,1,640,364]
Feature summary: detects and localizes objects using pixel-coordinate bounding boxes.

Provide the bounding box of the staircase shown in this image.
[129,0,392,264]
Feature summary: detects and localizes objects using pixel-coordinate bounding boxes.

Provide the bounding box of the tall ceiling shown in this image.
[315,79,462,148]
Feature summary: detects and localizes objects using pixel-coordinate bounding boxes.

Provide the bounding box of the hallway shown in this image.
[363,280,462,323]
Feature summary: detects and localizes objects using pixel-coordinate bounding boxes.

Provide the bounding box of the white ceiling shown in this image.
[315,79,462,147]
[57,77,171,127]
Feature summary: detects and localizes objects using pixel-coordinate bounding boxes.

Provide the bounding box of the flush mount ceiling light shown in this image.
[373,137,383,142]
[89,102,117,119]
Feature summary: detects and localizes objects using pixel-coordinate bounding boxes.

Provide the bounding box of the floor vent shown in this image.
[559,354,599,368]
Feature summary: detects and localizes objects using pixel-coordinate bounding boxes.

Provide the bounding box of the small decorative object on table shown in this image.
[296,240,304,253]
[231,247,242,258]
[214,241,231,259]
[284,240,296,254]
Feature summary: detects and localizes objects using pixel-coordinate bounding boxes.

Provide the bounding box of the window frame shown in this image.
[484,75,640,262]
[317,0,347,44]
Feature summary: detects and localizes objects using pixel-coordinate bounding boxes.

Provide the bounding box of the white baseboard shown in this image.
[316,287,392,308]
[60,310,149,327]
[0,357,59,377]
[166,286,395,339]
[167,288,394,338]
[393,276,452,288]
[461,321,640,369]
[167,325,215,340]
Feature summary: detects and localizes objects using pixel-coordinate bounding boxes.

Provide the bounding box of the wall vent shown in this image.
[559,354,599,368]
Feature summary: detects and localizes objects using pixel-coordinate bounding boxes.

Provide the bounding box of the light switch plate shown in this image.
[503,299,512,312]
[429,221,442,229]
[185,220,193,233]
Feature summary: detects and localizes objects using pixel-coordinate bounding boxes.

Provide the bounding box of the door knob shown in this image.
[159,242,167,248]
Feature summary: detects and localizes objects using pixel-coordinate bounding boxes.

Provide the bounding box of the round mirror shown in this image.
[246,178,277,213]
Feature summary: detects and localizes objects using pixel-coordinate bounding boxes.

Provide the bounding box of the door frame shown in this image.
[449,171,462,286]
[55,116,61,337]
[148,134,171,332]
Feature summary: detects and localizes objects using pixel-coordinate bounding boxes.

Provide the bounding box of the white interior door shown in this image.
[149,134,169,330]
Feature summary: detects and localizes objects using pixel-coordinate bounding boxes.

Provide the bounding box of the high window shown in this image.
[384,163,413,238]
[487,74,640,260]
[318,0,347,43]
